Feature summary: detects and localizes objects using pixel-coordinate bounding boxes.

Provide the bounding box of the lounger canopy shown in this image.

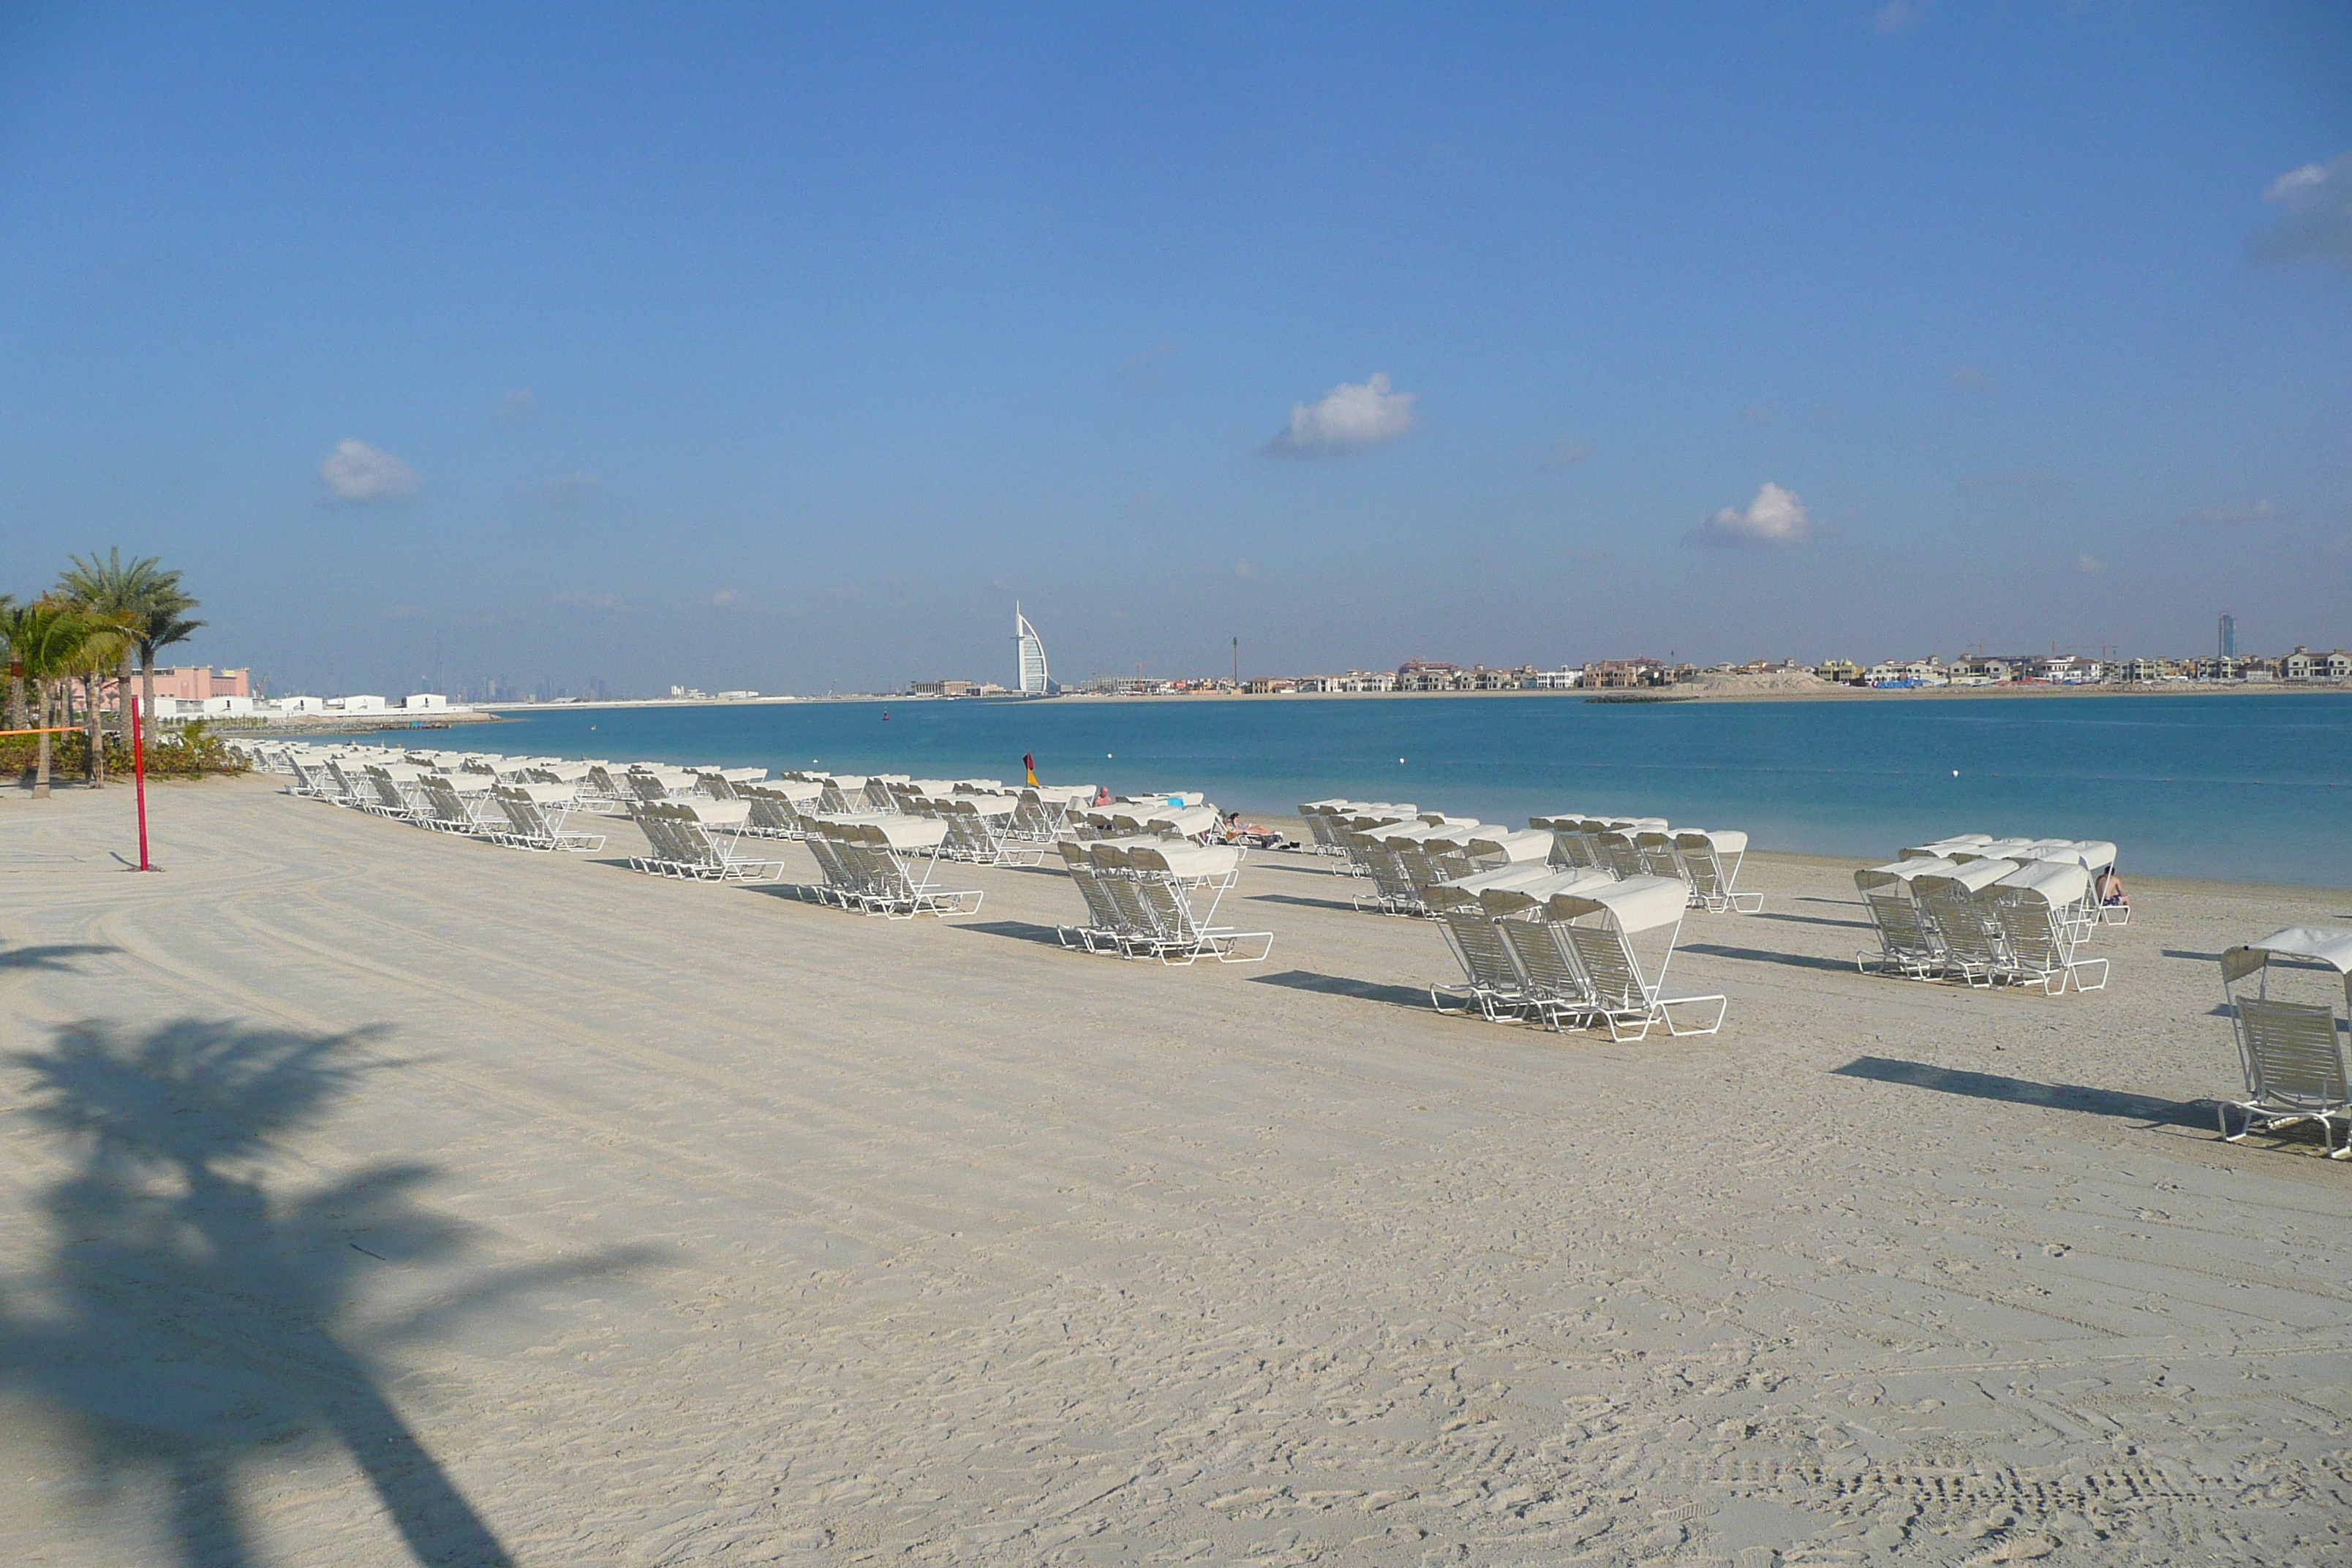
[1444,863,1561,894]
[1915,859,2016,894]
[2223,927,2352,983]
[1127,842,1243,879]
[1994,859,2090,906]
[1856,857,1959,888]
[1674,828,1747,855]
[683,799,753,828]
[745,780,824,802]
[1468,829,1552,864]
[1382,821,1481,845]
[1546,875,1688,933]
[1150,804,1221,838]
[1476,870,1618,914]
[862,815,947,851]
[814,813,946,850]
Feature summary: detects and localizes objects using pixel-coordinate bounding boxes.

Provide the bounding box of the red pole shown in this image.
[132,691,154,872]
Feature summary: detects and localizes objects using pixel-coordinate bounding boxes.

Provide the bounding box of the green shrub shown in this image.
[2,718,248,781]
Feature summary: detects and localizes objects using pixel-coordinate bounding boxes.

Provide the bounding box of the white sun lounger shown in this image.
[1546,875,1724,1041]
[1674,829,1762,914]
[1988,862,2107,995]
[1125,843,1270,965]
[739,779,825,839]
[694,766,771,801]
[625,799,778,877]
[418,773,505,837]
[2218,929,2352,1157]
[1466,829,1553,872]
[1055,840,1141,954]
[1853,858,1956,979]
[1426,884,1532,1019]
[1911,859,2018,987]
[805,815,979,917]
[1467,870,1618,1029]
[361,764,435,823]
[494,784,607,853]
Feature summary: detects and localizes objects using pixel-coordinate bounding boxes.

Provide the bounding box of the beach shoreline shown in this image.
[467,680,2352,711]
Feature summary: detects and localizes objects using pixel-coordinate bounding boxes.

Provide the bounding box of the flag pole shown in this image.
[131,691,156,872]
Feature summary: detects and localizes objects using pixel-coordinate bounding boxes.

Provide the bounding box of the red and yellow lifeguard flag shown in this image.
[1022,752,1038,787]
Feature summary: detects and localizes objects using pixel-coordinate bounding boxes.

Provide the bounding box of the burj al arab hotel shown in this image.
[1014,604,1051,693]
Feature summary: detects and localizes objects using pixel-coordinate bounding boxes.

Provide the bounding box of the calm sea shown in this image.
[470,693,2352,888]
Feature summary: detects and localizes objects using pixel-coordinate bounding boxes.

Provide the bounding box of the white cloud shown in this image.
[554,590,622,612]
[2250,152,2352,271]
[496,388,538,425]
[317,440,418,504]
[2074,552,2107,575]
[710,589,742,607]
[1234,559,1255,579]
[1692,482,1816,549]
[2179,500,2276,528]
[1268,372,1417,454]
[1948,362,1990,389]
[1547,437,1593,466]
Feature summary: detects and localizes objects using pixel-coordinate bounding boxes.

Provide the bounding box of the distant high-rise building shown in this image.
[1014,603,1050,693]
[2219,612,2236,658]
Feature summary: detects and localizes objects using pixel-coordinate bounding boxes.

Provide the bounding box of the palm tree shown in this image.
[66,614,135,786]
[58,550,202,748]
[6,600,93,799]
[0,592,18,731]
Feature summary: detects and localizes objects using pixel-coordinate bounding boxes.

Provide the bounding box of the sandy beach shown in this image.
[4,777,2348,1567]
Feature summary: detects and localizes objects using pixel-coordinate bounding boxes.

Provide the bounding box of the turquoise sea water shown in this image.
[470,693,2352,888]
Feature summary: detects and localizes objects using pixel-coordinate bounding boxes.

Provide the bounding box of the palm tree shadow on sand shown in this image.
[0,1017,655,1567]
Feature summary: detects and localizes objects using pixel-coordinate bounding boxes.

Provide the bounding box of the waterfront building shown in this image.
[1014,605,1050,693]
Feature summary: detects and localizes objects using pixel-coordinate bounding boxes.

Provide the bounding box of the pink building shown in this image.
[151,666,251,700]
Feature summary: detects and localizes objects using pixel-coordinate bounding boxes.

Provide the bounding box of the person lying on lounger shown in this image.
[1220,810,1291,850]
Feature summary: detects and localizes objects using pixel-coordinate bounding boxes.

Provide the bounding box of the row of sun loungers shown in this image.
[1899,834,2128,925]
[1299,802,1761,920]
[276,750,611,853]
[235,742,1250,943]
[1055,840,1272,965]
[1853,833,2126,995]
[1854,856,2109,994]
[799,815,985,918]
[1425,870,1725,1041]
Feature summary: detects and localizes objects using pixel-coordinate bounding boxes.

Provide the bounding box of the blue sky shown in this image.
[2,2,2348,695]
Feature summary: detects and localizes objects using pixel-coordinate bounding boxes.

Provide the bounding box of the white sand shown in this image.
[2,776,2348,1567]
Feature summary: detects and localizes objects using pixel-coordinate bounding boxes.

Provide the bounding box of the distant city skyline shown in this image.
[2,5,2347,693]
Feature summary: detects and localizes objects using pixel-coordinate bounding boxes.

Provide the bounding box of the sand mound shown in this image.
[1681,669,1842,696]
